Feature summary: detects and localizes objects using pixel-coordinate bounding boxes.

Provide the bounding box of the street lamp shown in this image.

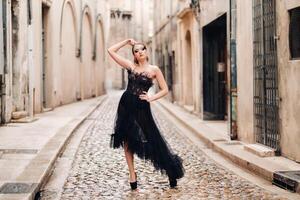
[115,9,121,18]
[190,0,200,15]
[189,0,200,21]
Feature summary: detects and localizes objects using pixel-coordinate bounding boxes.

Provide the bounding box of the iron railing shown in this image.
[253,0,280,152]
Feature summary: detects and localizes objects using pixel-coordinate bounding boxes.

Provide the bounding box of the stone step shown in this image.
[244,143,275,157]
[11,111,28,120]
[10,117,39,123]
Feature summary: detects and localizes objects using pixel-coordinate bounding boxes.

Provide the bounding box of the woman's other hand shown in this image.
[127,38,137,46]
[139,91,151,102]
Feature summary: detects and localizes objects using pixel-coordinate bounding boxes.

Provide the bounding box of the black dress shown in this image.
[110,67,184,180]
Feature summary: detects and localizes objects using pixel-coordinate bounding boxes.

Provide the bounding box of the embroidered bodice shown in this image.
[126,68,154,96]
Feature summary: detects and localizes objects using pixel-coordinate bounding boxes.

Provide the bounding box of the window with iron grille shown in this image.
[289,7,300,59]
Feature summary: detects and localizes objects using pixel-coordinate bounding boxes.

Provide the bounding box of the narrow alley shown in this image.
[1,0,300,199]
[39,91,296,199]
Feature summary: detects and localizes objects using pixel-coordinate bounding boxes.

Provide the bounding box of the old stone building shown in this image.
[106,0,153,90]
[234,0,300,162]
[151,0,202,114]
[276,0,300,162]
[106,0,133,90]
[150,0,300,162]
[0,0,109,123]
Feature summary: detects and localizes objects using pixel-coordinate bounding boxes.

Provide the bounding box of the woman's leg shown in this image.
[124,142,136,182]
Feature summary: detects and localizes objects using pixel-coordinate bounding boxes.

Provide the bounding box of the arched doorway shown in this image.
[184,30,193,106]
[95,20,105,96]
[60,2,78,104]
[81,11,94,99]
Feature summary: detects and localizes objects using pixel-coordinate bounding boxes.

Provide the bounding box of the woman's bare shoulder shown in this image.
[149,65,160,72]
[126,63,136,71]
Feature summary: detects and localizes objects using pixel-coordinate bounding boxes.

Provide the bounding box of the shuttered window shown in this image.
[289,7,300,59]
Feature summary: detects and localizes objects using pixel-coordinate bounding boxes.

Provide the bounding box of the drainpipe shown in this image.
[1,0,10,123]
[0,0,5,123]
[169,0,174,102]
[190,0,201,113]
[229,0,238,140]
[28,0,34,118]
[79,0,83,61]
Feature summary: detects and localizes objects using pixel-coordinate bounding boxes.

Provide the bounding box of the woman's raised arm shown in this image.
[107,39,135,70]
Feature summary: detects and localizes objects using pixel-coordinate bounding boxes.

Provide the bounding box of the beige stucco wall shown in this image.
[235,0,255,143]
[3,0,109,121]
[152,0,178,101]
[60,2,80,104]
[11,0,30,112]
[177,10,201,115]
[153,0,229,117]
[81,11,94,99]
[95,21,106,96]
[42,0,108,109]
[151,0,201,114]
[32,0,43,112]
[2,0,14,122]
[233,0,300,161]
[43,0,108,108]
[199,0,229,27]
[277,0,300,162]
[107,0,151,90]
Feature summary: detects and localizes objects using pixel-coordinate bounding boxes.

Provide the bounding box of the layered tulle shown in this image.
[110,90,184,180]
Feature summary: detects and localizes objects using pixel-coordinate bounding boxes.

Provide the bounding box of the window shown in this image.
[289,7,300,59]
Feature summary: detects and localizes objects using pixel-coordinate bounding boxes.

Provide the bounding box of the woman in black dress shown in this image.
[107,39,184,190]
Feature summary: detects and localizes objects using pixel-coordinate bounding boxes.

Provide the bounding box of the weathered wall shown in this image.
[38,0,108,109]
[177,10,201,115]
[1,0,14,122]
[152,0,201,114]
[277,0,300,162]
[199,0,229,27]
[60,1,80,104]
[32,0,45,112]
[81,10,94,99]
[235,0,255,143]
[95,20,106,96]
[2,0,109,122]
[107,0,151,90]
[11,0,29,112]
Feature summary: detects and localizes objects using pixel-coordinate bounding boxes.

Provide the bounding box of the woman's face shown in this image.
[133,44,147,61]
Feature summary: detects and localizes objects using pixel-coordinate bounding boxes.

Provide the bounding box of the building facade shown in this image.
[276,0,300,161]
[150,0,300,162]
[151,0,207,116]
[0,0,109,123]
[233,0,300,162]
[106,0,133,90]
[106,0,153,90]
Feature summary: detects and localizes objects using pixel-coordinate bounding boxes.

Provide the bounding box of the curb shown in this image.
[0,95,108,200]
[156,100,274,182]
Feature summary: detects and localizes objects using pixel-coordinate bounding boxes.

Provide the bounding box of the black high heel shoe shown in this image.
[130,172,137,190]
[169,177,177,188]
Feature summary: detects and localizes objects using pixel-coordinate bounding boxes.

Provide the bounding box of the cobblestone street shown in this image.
[41,92,288,200]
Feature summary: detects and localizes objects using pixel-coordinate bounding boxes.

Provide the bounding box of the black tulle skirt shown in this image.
[110,90,184,180]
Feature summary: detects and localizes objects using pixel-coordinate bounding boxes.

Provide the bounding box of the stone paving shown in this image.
[41,92,287,200]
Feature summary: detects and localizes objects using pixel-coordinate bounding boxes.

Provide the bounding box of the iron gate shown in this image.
[253,0,280,151]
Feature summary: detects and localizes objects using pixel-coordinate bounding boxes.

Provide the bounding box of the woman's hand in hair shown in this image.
[127,38,137,46]
[107,39,135,70]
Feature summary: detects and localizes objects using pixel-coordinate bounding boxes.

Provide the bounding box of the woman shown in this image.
[107,39,184,190]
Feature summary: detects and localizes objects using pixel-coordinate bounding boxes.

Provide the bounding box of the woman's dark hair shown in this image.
[132,43,149,64]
